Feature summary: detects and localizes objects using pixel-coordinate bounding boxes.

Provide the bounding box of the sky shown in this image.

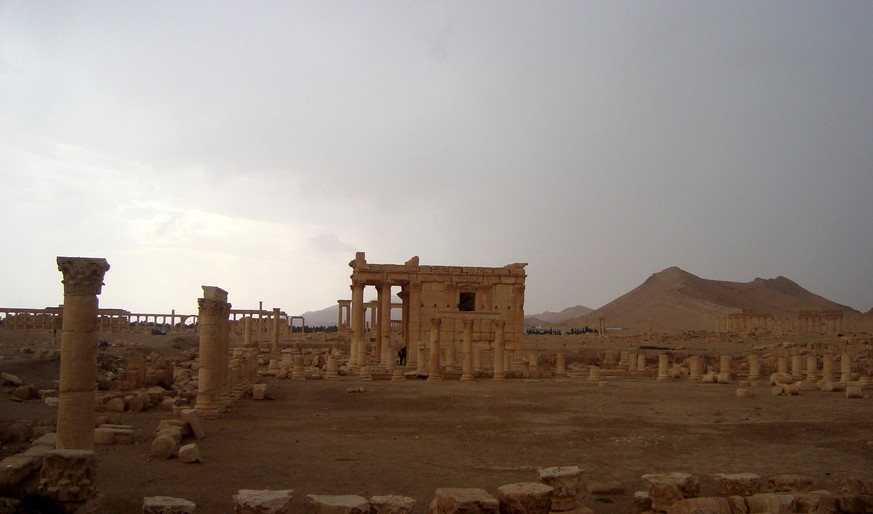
[1,1,872,317]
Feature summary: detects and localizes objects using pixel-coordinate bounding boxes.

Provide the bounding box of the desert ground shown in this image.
[1,329,872,513]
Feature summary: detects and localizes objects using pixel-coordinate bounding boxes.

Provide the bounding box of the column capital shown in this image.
[57,257,110,295]
[431,318,442,329]
[198,298,226,316]
[493,320,506,329]
[462,318,474,329]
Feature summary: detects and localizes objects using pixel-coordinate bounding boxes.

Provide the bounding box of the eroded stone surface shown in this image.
[496,482,553,514]
[142,495,197,513]
[233,489,293,514]
[427,488,499,514]
[307,494,370,514]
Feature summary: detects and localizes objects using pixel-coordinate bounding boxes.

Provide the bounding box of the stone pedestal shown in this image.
[39,449,97,503]
[427,488,498,514]
[55,257,110,450]
[234,489,293,514]
[497,482,553,514]
[536,466,582,511]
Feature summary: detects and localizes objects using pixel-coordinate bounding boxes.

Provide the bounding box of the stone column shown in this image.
[461,319,474,381]
[195,286,228,419]
[351,281,364,370]
[777,356,788,374]
[598,316,605,336]
[637,354,646,371]
[408,282,422,370]
[689,356,703,381]
[380,283,391,367]
[628,352,638,373]
[473,347,482,372]
[805,355,818,382]
[748,354,761,381]
[840,353,852,383]
[445,340,456,371]
[791,355,804,380]
[218,302,232,410]
[55,257,110,450]
[428,318,442,381]
[556,352,566,377]
[822,354,835,381]
[718,355,732,383]
[493,321,506,381]
[243,316,252,348]
[657,354,670,381]
[270,308,280,353]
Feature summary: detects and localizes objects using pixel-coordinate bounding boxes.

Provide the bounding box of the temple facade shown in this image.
[345,252,527,372]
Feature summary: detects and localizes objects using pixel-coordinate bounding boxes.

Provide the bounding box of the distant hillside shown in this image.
[526,305,593,326]
[298,295,403,327]
[562,267,860,333]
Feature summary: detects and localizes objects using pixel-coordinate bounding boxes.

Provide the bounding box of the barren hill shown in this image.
[526,305,593,325]
[562,267,860,333]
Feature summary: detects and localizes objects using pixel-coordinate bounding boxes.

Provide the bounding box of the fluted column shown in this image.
[493,320,506,381]
[55,257,110,450]
[461,319,474,381]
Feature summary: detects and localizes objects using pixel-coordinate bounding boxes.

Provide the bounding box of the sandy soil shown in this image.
[2,330,872,513]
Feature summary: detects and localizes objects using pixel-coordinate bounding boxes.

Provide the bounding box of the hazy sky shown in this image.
[2,1,872,317]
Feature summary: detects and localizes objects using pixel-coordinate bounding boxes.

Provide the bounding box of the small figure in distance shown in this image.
[397,346,407,366]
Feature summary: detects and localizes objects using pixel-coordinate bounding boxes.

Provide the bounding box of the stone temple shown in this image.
[340,252,527,379]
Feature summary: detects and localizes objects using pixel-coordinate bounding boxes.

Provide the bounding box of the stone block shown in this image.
[497,482,553,514]
[743,493,794,514]
[181,409,206,439]
[586,481,625,495]
[150,435,177,459]
[641,473,699,512]
[427,488,499,514]
[794,491,839,514]
[665,497,731,514]
[106,397,126,412]
[537,466,583,511]
[632,491,651,513]
[370,495,416,514]
[837,494,866,513]
[94,427,116,445]
[767,474,813,492]
[253,384,268,400]
[307,494,370,514]
[725,496,747,514]
[0,453,42,491]
[38,449,96,503]
[142,496,197,513]
[234,489,293,514]
[714,473,761,497]
[178,443,201,463]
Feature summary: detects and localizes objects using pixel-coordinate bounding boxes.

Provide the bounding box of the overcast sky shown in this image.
[2,1,872,317]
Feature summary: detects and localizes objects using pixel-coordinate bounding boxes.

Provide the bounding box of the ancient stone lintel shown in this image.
[56,257,110,295]
[38,449,97,503]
